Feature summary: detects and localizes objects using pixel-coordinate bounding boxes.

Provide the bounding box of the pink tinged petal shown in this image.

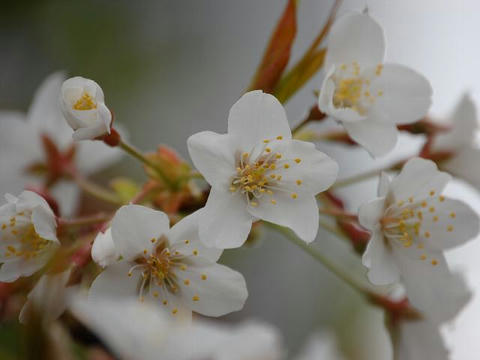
[390,158,451,202]
[420,198,479,251]
[92,228,118,268]
[187,131,237,188]
[358,198,386,230]
[249,192,319,243]
[111,205,170,261]
[395,252,470,323]
[362,228,400,285]
[274,140,338,195]
[432,93,477,152]
[442,147,480,191]
[177,262,248,317]
[166,211,222,262]
[325,12,385,70]
[343,117,398,157]
[368,63,432,125]
[397,320,449,360]
[199,188,252,249]
[377,172,391,197]
[89,261,140,300]
[227,90,292,150]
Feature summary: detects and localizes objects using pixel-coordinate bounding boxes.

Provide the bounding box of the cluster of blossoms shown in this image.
[0,6,479,360]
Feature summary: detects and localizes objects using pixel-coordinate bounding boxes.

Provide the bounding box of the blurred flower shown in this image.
[89,205,247,319]
[397,320,448,360]
[295,332,345,360]
[318,12,432,156]
[71,297,283,360]
[391,273,470,360]
[0,191,58,282]
[359,158,478,321]
[431,94,480,190]
[188,90,338,248]
[0,72,123,215]
[60,76,112,141]
[91,228,118,268]
[19,269,72,324]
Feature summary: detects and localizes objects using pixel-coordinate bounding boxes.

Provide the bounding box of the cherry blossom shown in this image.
[318,12,432,156]
[188,90,338,248]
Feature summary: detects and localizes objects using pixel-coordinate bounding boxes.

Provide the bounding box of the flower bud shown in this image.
[60,77,112,141]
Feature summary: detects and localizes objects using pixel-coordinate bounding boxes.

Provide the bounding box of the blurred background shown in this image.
[1,0,480,358]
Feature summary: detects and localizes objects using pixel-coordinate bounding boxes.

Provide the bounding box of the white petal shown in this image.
[0,113,40,165]
[176,262,248,317]
[49,181,80,217]
[395,252,471,323]
[248,193,319,243]
[432,93,477,152]
[397,320,449,360]
[362,228,400,285]
[369,63,432,125]
[19,269,72,324]
[273,140,338,195]
[91,228,118,267]
[111,205,170,260]
[167,211,222,262]
[27,72,73,146]
[421,198,479,250]
[199,188,252,249]
[70,297,173,360]
[16,191,54,215]
[442,147,480,191]
[32,206,58,243]
[390,158,451,202]
[0,253,50,282]
[343,117,398,157]
[377,172,391,197]
[187,131,236,188]
[325,12,385,70]
[89,261,139,300]
[227,91,292,150]
[358,198,386,230]
[75,124,125,175]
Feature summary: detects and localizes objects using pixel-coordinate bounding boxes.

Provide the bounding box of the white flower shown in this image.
[397,320,448,360]
[318,12,432,157]
[70,297,284,360]
[295,332,345,360]
[19,269,73,324]
[89,205,248,319]
[91,228,118,268]
[359,158,478,320]
[391,273,469,359]
[187,90,338,248]
[431,94,480,190]
[0,72,123,215]
[60,76,112,141]
[0,191,59,282]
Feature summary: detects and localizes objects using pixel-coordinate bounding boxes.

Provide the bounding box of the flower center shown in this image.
[332,62,384,116]
[381,192,455,266]
[230,137,302,207]
[1,212,50,260]
[127,236,205,314]
[73,92,97,111]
